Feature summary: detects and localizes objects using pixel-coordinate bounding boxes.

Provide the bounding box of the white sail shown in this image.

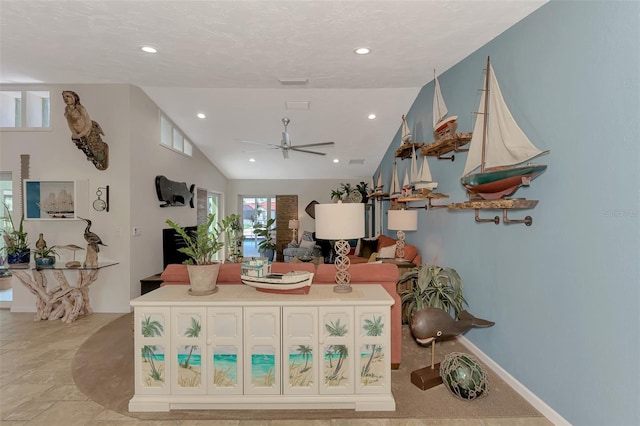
[433,72,448,128]
[462,61,546,177]
[390,161,401,198]
[410,146,419,183]
[401,169,412,197]
[374,170,384,193]
[401,114,412,144]
[414,156,437,191]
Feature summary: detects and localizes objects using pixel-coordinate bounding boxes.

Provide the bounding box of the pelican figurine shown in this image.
[78,217,107,252]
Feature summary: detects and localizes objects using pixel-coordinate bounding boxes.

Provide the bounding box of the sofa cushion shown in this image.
[402,244,418,262]
[377,234,397,251]
[378,244,397,259]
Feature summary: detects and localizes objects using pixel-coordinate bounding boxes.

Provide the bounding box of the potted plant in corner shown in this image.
[253,217,276,261]
[165,213,229,296]
[397,262,468,324]
[1,202,30,266]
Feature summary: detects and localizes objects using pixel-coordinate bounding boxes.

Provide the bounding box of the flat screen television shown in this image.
[162,226,197,269]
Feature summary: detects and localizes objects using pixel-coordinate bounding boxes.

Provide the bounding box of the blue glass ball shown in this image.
[440,352,488,400]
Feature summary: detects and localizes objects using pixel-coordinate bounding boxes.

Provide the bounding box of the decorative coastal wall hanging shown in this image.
[155,175,195,208]
[62,90,109,170]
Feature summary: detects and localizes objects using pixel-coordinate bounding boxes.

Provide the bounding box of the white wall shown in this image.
[1,84,227,313]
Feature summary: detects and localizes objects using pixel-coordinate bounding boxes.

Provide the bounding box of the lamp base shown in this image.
[333,284,353,293]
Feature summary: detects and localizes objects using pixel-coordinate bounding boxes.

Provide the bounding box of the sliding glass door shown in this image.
[241,195,276,257]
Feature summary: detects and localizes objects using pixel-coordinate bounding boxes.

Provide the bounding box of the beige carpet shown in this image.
[72,313,543,421]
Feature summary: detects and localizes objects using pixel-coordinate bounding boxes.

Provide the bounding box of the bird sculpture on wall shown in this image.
[78,217,107,252]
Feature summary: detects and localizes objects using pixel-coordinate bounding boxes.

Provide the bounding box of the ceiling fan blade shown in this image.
[291,142,335,148]
[240,140,281,148]
[290,147,327,156]
[242,147,280,153]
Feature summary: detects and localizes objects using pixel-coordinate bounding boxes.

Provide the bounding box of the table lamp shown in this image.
[387,209,418,259]
[288,219,299,244]
[315,202,364,293]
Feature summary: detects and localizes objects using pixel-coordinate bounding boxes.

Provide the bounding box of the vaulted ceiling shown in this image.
[0,1,547,180]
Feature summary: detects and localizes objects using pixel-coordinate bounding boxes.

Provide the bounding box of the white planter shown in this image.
[187,263,221,296]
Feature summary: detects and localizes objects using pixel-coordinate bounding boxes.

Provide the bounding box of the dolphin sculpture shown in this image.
[410,308,495,344]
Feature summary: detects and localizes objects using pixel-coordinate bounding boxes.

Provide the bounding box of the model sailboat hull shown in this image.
[462,164,547,200]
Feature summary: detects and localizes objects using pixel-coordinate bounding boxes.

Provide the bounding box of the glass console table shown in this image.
[9,262,118,323]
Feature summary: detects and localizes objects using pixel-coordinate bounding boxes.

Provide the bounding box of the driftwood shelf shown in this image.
[396,192,449,210]
[420,132,472,160]
[448,198,539,226]
[395,142,425,159]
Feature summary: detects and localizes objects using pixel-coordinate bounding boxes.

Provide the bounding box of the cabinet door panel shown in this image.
[282,307,317,394]
[244,307,280,394]
[207,307,243,394]
[354,307,391,394]
[134,307,171,395]
[318,306,354,394]
[172,308,206,394]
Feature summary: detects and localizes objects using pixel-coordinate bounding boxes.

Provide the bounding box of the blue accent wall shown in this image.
[379,2,639,424]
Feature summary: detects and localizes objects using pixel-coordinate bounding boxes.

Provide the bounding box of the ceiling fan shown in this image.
[242,118,335,159]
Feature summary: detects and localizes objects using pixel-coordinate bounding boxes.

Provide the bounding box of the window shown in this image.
[160,113,192,156]
[0,91,50,129]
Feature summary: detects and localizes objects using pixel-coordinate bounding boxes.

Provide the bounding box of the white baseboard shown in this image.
[457,335,571,426]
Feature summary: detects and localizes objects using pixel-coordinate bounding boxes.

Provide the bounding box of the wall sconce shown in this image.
[288,219,299,244]
[92,186,109,212]
[315,202,365,293]
[387,209,417,258]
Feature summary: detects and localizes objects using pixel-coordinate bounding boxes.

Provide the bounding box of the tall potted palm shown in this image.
[165,213,229,295]
[253,217,276,261]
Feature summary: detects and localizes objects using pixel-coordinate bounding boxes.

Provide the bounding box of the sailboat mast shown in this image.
[480,56,491,173]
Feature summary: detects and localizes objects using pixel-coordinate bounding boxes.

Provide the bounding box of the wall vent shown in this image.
[285,101,310,110]
[349,159,365,165]
[278,78,309,86]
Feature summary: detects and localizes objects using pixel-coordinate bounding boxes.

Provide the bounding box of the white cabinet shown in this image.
[130,285,394,412]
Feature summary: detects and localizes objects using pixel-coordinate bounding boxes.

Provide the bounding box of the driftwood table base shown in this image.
[12,268,100,323]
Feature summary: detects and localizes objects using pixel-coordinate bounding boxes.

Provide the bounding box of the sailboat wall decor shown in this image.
[411,145,438,192]
[460,57,549,200]
[421,70,472,160]
[389,161,401,199]
[395,114,424,159]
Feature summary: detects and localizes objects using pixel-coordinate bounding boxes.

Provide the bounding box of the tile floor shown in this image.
[0,309,554,426]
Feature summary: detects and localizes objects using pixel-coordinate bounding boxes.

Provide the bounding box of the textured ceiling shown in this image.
[0,0,547,180]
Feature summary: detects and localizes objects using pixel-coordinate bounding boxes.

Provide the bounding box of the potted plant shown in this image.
[330,189,344,203]
[165,213,229,295]
[1,202,30,266]
[222,213,243,263]
[253,217,276,261]
[356,181,369,203]
[32,244,58,268]
[398,263,468,324]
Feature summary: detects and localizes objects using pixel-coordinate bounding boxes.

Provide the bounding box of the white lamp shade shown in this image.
[387,209,418,231]
[288,219,299,230]
[315,202,365,240]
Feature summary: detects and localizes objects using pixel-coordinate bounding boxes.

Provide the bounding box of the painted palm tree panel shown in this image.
[323,317,350,387]
[288,345,313,387]
[360,315,385,386]
[176,316,202,388]
[140,314,165,386]
[251,345,276,387]
[212,345,238,387]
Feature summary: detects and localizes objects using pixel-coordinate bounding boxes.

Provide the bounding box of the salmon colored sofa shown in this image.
[160,262,402,368]
[348,234,422,266]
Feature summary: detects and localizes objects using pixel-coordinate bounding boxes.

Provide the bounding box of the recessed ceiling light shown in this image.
[368,114,376,120]
[141,46,157,53]
[197,113,206,119]
[249,158,256,162]
[354,47,371,55]
[333,158,340,163]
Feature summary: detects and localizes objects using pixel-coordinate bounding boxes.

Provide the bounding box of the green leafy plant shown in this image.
[32,244,58,259]
[398,263,468,322]
[253,217,277,252]
[330,189,344,202]
[165,213,228,265]
[1,201,28,256]
[221,213,243,261]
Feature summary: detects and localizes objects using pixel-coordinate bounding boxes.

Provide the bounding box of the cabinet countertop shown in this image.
[131,284,393,307]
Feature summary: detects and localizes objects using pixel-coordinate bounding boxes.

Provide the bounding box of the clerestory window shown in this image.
[160,113,192,156]
[0,91,50,129]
